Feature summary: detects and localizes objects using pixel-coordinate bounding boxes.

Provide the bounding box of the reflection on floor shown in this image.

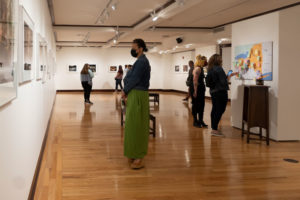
[34,92,300,200]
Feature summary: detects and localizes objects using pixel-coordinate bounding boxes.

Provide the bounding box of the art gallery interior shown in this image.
[0,0,300,199]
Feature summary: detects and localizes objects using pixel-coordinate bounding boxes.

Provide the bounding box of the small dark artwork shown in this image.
[175,65,180,72]
[24,63,31,70]
[89,64,96,72]
[69,65,77,72]
[110,66,117,72]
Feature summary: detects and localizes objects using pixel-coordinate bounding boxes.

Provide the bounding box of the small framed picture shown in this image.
[175,65,180,73]
[69,65,77,72]
[109,66,117,73]
[183,65,188,73]
[89,64,96,73]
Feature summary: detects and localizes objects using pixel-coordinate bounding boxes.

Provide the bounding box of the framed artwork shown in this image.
[175,65,180,73]
[89,64,96,73]
[69,65,77,72]
[19,6,34,83]
[109,66,117,73]
[36,35,46,81]
[182,65,188,73]
[234,41,273,81]
[0,0,18,107]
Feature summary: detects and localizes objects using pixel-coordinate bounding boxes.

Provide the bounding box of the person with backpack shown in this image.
[183,60,194,101]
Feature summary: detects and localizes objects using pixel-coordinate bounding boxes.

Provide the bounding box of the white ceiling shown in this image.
[51,0,300,50]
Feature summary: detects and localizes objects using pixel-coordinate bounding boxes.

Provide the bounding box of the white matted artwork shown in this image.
[19,6,35,83]
[69,65,76,72]
[36,35,46,81]
[42,45,48,83]
[0,0,18,107]
[109,65,117,73]
[174,65,180,73]
[182,65,189,73]
[90,64,96,73]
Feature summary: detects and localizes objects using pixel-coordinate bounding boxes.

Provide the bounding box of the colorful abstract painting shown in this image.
[234,42,273,81]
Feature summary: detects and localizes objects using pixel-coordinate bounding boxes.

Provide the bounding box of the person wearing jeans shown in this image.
[80,64,94,104]
[206,54,229,136]
[115,65,123,92]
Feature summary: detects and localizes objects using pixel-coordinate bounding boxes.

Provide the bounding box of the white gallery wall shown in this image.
[55,45,217,98]
[277,6,300,141]
[231,5,300,141]
[0,0,56,199]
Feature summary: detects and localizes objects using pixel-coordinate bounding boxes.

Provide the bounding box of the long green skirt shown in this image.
[124,89,149,159]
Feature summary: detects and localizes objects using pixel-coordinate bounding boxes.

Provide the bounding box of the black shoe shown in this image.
[201,122,208,128]
[193,121,203,128]
[182,98,188,101]
[87,100,94,105]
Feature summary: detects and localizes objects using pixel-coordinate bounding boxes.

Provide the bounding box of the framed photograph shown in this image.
[175,65,180,73]
[69,65,77,72]
[0,0,18,107]
[182,65,188,73]
[19,6,34,83]
[89,64,96,73]
[109,66,117,73]
[36,34,46,81]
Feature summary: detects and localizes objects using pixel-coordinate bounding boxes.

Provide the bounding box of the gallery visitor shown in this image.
[121,39,151,170]
[190,55,208,128]
[206,54,230,136]
[115,65,124,92]
[80,63,94,104]
[183,60,194,102]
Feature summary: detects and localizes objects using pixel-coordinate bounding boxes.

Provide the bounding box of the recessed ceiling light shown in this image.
[113,39,117,44]
[111,4,116,11]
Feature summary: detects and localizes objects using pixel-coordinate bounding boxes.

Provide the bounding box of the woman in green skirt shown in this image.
[121,39,151,169]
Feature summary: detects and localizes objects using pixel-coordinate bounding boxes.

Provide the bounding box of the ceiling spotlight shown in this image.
[111,3,117,11]
[113,39,117,44]
[151,11,159,22]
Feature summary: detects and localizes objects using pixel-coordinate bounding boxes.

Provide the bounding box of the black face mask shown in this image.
[131,49,138,58]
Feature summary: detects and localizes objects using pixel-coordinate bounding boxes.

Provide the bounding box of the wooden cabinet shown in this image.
[242,85,270,145]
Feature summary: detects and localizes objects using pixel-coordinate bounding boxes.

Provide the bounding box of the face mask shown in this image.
[131,49,138,58]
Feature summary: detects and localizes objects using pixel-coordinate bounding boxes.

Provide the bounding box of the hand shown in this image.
[121,91,127,101]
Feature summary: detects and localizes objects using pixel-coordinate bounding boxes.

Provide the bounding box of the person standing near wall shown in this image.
[206,54,229,136]
[121,39,151,170]
[190,55,208,128]
[183,60,194,101]
[80,64,94,104]
[115,65,124,92]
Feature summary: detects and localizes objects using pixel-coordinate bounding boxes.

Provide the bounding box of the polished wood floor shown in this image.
[34,92,300,200]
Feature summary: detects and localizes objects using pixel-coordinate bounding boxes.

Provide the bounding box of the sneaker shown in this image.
[87,101,94,105]
[211,130,224,137]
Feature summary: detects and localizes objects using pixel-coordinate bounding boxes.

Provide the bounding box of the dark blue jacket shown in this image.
[206,65,229,94]
[123,54,151,95]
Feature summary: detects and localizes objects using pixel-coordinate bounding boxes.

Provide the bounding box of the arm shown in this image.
[193,67,201,97]
[123,60,147,95]
[88,69,94,79]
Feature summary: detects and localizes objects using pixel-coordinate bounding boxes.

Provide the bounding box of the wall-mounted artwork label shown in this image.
[89,64,96,72]
[69,65,77,72]
[109,66,117,72]
[234,41,273,81]
[175,65,180,72]
[183,65,188,73]
[0,0,17,106]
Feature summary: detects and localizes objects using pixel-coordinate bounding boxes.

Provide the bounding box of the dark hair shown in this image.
[118,65,123,74]
[208,54,222,71]
[81,63,89,74]
[188,60,194,65]
[133,38,148,52]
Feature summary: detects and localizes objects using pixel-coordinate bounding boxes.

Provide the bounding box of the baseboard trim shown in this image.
[56,89,188,94]
[28,97,56,200]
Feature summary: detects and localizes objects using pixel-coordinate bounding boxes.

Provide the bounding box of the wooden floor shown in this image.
[34,92,300,200]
